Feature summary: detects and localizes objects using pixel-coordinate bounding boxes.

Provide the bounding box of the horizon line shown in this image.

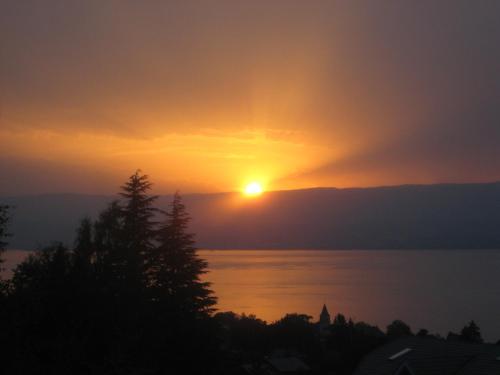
[2,180,500,199]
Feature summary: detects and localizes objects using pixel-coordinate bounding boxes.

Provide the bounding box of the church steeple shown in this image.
[321,304,329,318]
[319,304,331,335]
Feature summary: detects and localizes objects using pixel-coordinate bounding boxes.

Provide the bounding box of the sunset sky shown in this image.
[1,1,500,194]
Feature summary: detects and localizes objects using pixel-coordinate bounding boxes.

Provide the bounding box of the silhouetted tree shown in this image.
[214,312,269,356]
[270,313,318,356]
[417,328,429,337]
[71,218,103,346]
[93,200,122,272]
[333,313,348,326]
[387,320,413,340]
[0,204,10,266]
[3,173,227,374]
[151,192,216,316]
[460,320,483,343]
[326,319,386,375]
[329,313,352,350]
[8,244,85,372]
[0,204,10,298]
[11,243,73,300]
[119,170,158,289]
[73,217,94,274]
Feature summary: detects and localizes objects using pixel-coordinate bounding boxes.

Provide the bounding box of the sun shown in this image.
[243,182,263,197]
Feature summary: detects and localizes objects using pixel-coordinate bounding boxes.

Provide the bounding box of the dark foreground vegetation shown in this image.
[0,172,495,374]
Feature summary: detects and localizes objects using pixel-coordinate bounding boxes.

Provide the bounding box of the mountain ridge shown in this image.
[3,180,500,199]
[3,181,500,250]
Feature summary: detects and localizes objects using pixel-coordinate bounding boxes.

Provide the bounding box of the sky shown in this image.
[1,0,500,194]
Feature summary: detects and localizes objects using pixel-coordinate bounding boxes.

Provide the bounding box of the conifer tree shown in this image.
[152,192,216,315]
[460,320,483,343]
[119,171,158,288]
[74,217,94,271]
[72,217,98,305]
[93,200,122,268]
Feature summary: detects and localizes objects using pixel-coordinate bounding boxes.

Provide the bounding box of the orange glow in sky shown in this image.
[1,2,500,195]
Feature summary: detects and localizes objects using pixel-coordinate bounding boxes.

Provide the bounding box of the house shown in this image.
[353,337,500,375]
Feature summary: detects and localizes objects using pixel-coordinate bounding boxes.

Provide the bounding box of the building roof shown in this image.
[353,337,500,375]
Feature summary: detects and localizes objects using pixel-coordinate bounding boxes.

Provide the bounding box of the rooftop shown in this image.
[354,337,500,375]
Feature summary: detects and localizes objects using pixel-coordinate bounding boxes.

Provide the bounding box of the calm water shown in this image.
[5,249,500,341]
[200,249,500,342]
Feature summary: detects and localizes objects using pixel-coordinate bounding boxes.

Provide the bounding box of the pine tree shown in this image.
[152,192,216,316]
[72,217,98,303]
[460,320,483,343]
[119,171,158,289]
[74,217,94,272]
[94,200,122,268]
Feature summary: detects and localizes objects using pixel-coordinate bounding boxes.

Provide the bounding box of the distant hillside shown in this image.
[2,182,500,250]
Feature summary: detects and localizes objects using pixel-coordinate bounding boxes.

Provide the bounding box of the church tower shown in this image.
[319,304,331,335]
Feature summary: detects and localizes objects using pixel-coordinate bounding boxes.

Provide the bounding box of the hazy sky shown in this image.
[1,0,500,194]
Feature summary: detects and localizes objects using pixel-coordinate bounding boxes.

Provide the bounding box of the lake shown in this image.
[4,249,500,341]
[200,249,500,342]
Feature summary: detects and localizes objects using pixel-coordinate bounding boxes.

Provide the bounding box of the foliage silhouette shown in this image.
[119,170,158,290]
[460,320,483,343]
[150,192,216,316]
[0,204,10,266]
[387,319,413,340]
[2,172,220,374]
[270,313,318,355]
[0,204,9,301]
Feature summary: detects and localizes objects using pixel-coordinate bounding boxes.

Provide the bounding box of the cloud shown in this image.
[281,108,500,187]
[1,1,499,192]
